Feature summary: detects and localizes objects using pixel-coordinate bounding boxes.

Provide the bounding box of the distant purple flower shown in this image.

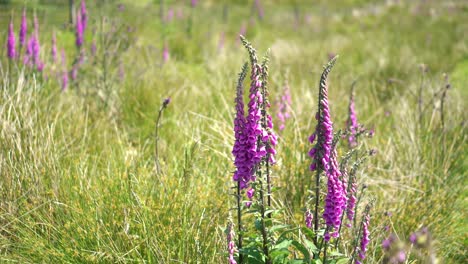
[7,20,16,59]
[81,0,88,31]
[176,8,184,19]
[166,8,174,22]
[358,213,370,261]
[163,97,171,107]
[118,4,125,12]
[347,86,358,148]
[345,173,357,226]
[19,8,27,47]
[62,70,69,91]
[276,82,292,131]
[305,209,313,228]
[37,61,44,72]
[32,33,40,65]
[226,221,237,264]
[162,44,170,62]
[255,0,264,19]
[76,11,84,48]
[71,65,78,80]
[51,31,57,63]
[237,24,247,45]
[191,0,198,8]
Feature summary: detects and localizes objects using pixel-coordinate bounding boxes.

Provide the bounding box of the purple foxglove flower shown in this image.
[346,173,357,226]
[254,0,264,20]
[308,57,338,173]
[226,221,237,264]
[37,61,44,72]
[162,45,170,62]
[232,63,250,189]
[323,145,347,240]
[191,0,198,8]
[7,20,16,59]
[347,86,358,148]
[358,213,370,261]
[51,31,57,63]
[176,8,184,19]
[32,34,40,66]
[71,65,78,80]
[62,70,69,91]
[305,209,313,228]
[166,8,174,22]
[76,11,84,48]
[276,81,292,131]
[19,8,27,48]
[243,39,268,185]
[81,0,88,31]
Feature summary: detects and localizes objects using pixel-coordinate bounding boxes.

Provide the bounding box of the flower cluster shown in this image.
[226,220,237,264]
[323,144,347,240]
[308,57,337,173]
[276,81,292,131]
[347,85,359,148]
[7,20,16,60]
[356,213,370,263]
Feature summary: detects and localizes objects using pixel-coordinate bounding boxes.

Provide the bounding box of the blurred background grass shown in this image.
[0,0,467,263]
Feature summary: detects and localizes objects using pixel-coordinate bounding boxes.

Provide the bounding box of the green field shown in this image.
[0,0,467,263]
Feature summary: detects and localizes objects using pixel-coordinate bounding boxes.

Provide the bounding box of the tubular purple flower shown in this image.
[191,0,198,8]
[242,36,268,185]
[346,173,357,226]
[71,65,78,80]
[81,0,88,31]
[32,33,40,66]
[19,9,27,48]
[7,20,16,59]
[162,44,170,62]
[276,81,292,131]
[347,85,358,148]
[358,212,370,262]
[254,0,264,19]
[61,49,68,91]
[308,57,338,173]
[51,31,57,63]
[305,209,313,228]
[226,221,237,264]
[323,145,347,240]
[232,63,250,189]
[76,11,84,48]
[62,70,69,91]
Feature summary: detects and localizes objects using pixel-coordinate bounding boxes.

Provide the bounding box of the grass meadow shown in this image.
[0,0,467,263]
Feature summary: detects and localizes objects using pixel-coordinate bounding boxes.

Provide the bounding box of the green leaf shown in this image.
[335,258,350,264]
[304,238,318,254]
[291,240,311,261]
[273,239,293,250]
